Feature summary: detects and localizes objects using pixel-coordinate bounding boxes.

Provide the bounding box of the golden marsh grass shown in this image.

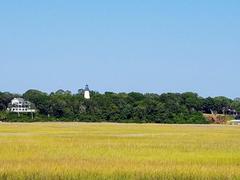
[0,123,240,179]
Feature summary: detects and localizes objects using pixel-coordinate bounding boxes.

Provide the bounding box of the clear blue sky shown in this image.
[1,0,240,98]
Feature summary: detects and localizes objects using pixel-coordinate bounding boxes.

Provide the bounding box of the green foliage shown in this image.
[231,98,240,112]
[0,89,238,123]
[0,92,17,111]
[0,111,7,121]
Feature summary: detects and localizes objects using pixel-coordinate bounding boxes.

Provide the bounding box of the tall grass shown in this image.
[0,123,240,179]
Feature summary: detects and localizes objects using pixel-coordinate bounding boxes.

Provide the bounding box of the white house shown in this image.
[7,98,36,113]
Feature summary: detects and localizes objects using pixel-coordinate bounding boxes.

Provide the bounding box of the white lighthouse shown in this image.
[84,85,90,99]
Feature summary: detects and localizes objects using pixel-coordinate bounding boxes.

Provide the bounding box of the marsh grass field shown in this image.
[0,123,240,179]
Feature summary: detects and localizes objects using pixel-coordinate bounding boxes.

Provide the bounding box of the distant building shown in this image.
[228,120,240,125]
[7,98,36,114]
[84,85,90,99]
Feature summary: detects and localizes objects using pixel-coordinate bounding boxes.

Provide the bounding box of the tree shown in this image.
[231,98,240,112]
[2,89,231,124]
[0,92,17,111]
[182,92,202,111]
[23,90,50,115]
[213,96,232,114]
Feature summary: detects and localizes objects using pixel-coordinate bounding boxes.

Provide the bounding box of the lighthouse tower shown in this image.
[84,85,90,99]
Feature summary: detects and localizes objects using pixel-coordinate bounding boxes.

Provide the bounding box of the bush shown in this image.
[0,111,7,121]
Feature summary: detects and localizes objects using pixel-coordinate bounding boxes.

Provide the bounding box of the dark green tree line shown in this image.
[0,90,239,123]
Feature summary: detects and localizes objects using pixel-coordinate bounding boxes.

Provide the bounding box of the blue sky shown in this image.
[0,0,240,98]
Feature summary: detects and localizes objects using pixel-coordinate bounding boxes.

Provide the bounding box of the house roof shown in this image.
[11,98,31,105]
[13,98,25,102]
